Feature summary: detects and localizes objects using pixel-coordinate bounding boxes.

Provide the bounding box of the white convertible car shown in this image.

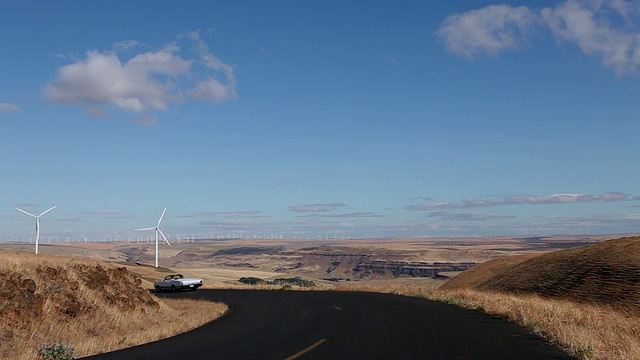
[154,274,203,292]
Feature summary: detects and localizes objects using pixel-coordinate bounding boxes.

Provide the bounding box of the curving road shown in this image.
[84,289,570,360]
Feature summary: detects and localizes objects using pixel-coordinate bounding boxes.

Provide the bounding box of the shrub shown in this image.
[238,277,265,285]
[238,276,316,287]
[272,276,316,287]
[37,343,75,360]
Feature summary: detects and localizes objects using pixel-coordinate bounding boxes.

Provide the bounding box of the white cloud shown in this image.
[437,1,640,76]
[127,43,191,77]
[44,47,183,113]
[542,0,640,76]
[44,33,236,121]
[188,79,236,103]
[0,102,20,111]
[186,31,237,103]
[436,4,537,57]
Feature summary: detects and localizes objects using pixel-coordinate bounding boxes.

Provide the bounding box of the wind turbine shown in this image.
[135,208,171,267]
[16,205,57,255]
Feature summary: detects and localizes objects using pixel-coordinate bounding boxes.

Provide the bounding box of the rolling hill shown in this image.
[0,250,226,359]
[442,236,640,312]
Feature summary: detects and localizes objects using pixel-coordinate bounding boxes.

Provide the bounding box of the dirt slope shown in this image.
[0,251,161,358]
[476,237,640,312]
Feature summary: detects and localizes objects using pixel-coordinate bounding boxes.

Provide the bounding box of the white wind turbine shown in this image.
[135,208,171,268]
[16,205,57,255]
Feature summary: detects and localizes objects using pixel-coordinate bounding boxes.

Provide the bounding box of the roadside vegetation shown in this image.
[238,276,316,288]
[333,283,640,359]
[429,287,636,360]
[337,236,640,360]
[0,250,227,360]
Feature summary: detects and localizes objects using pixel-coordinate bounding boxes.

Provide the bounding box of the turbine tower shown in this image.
[135,208,171,267]
[16,205,57,255]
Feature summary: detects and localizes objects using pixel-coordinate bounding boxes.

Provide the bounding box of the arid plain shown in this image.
[0,233,619,289]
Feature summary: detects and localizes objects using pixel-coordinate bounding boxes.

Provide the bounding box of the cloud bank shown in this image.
[44,32,236,121]
[407,192,630,211]
[437,0,640,76]
[429,211,516,221]
[288,203,347,213]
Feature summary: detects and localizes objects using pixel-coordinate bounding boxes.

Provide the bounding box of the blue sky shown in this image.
[2,0,640,241]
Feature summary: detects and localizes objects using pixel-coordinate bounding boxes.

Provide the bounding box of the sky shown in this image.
[1,0,640,241]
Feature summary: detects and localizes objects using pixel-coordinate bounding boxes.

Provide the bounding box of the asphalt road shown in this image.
[84,289,571,360]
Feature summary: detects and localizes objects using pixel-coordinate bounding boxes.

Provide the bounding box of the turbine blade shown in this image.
[16,208,37,217]
[135,227,155,231]
[157,208,167,227]
[39,205,57,217]
[158,229,171,246]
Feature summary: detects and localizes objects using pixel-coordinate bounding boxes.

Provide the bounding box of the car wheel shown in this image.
[171,285,177,292]
[155,285,161,293]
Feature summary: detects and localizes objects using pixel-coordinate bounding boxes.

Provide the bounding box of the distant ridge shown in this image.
[464,237,640,312]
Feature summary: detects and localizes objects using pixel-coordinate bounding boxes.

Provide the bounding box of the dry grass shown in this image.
[422,289,640,360]
[55,298,225,359]
[478,237,640,313]
[15,297,227,359]
[0,251,228,360]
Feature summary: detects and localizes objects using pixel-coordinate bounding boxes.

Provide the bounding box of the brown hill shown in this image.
[475,237,640,312]
[0,250,226,359]
[0,251,159,358]
[439,254,536,291]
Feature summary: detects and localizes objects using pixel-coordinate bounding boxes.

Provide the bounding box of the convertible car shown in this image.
[154,274,203,292]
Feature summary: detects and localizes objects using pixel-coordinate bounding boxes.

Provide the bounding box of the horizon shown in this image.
[1,229,637,245]
[2,1,640,240]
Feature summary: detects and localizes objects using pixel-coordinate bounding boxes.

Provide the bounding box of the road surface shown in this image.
[84,289,570,359]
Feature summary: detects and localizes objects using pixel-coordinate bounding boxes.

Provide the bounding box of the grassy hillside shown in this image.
[476,236,640,312]
[416,236,640,359]
[439,254,536,291]
[0,250,227,360]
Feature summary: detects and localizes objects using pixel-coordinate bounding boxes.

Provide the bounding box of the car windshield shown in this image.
[164,274,184,280]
